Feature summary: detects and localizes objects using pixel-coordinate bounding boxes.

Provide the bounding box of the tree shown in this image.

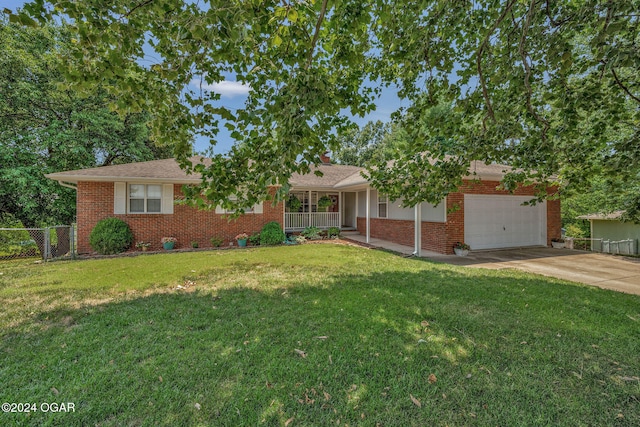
[0,18,172,230]
[332,120,407,167]
[367,1,639,218]
[13,1,639,219]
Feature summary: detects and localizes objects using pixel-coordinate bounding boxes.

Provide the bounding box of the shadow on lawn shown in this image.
[1,266,639,427]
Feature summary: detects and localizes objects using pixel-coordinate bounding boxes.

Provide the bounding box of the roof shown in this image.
[577,211,625,221]
[45,158,207,184]
[45,157,524,189]
[288,164,364,188]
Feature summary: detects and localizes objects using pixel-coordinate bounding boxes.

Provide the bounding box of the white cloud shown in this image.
[192,79,250,98]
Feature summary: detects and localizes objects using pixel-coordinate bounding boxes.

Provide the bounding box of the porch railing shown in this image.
[285,212,340,230]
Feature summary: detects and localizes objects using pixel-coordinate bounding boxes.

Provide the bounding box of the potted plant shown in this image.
[551,238,565,249]
[317,195,332,212]
[235,233,249,247]
[135,241,151,252]
[161,237,177,250]
[286,194,302,212]
[453,241,470,256]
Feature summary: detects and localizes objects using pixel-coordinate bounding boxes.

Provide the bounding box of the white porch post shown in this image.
[353,192,357,228]
[414,203,422,257]
[366,187,371,243]
[308,190,312,228]
[338,191,342,228]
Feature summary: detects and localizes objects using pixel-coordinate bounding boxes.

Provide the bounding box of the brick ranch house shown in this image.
[46,156,561,255]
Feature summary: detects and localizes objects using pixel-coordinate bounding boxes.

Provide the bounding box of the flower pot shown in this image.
[454,248,469,257]
[163,241,175,250]
[237,239,247,247]
[551,241,565,249]
[142,246,148,252]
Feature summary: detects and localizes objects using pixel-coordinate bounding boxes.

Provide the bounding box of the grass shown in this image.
[0,244,638,426]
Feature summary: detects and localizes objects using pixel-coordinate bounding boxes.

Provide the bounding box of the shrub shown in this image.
[89,218,134,255]
[260,222,285,246]
[565,223,586,238]
[191,241,199,248]
[210,236,224,247]
[327,227,341,239]
[249,232,261,246]
[301,226,322,240]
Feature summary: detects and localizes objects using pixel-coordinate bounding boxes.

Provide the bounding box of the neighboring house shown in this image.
[578,211,639,254]
[46,155,561,255]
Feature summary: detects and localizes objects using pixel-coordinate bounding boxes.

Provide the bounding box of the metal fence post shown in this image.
[43,227,50,260]
[70,224,76,259]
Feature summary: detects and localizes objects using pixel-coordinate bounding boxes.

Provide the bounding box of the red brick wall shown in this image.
[546,198,562,245]
[76,182,283,254]
[355,180,561,254]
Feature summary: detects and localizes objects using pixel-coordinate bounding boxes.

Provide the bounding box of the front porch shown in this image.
[284,190,357,231]
[284,212,341,230]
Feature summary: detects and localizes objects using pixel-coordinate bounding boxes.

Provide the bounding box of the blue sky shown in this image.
[4,0,403,154]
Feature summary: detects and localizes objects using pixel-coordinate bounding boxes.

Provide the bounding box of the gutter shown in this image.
[57,181,77,190]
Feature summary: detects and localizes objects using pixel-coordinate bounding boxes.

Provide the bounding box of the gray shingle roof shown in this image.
[288,164,364,188]
[45,158,206,183]
[45,157,521,189]
[45,158,365,188]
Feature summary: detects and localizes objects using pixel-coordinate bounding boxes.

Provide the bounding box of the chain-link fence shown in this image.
[0,225,75,261]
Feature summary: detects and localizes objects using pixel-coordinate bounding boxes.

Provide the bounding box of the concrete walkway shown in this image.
[344,235,640,296]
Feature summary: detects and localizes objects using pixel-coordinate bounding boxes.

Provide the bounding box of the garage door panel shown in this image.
[464,195,546,250]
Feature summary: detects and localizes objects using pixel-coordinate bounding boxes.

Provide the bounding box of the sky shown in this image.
[4,0,404,155]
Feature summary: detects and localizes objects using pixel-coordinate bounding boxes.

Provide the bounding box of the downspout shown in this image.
[414,203,422,257]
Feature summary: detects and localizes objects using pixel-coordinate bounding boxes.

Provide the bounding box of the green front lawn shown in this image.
[1,245,638,426]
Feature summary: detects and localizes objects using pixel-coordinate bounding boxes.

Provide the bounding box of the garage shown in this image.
[464,195,546,250]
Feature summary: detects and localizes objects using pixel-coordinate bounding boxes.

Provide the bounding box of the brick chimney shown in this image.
[320,151,331,164]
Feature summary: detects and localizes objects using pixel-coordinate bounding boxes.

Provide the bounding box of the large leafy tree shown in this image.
[13,1,639,219]
[0,18,171,228]
[332,120,407,167]
[367,0,639,217]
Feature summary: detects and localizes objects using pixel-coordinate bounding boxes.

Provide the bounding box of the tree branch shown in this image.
[126,0,154,18]
[306,0,329,69]
[476,0,517,123]
[519,0,550,139]
[611,68,640,104]
[545,0,571,27]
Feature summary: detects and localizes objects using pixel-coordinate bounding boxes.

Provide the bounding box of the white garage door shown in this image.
[464,195,546,250]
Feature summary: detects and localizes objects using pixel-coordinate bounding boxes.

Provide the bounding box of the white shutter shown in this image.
[162,184,174,214]
[114,182,126,214]
[253,202,263,214]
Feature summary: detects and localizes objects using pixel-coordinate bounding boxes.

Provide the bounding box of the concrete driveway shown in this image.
[427,247,640,296]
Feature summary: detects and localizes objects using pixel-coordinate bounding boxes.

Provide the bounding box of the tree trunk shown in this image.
[26,228,47,259]
[55,227,71,257]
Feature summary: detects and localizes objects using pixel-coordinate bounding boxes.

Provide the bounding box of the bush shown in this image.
[327,227,341,239]
[260,222,285,246]
[89,218,134,255]
[249,232,261,246]
[301,226,322,240]
[210,236,224,247]
[565,223,586,238]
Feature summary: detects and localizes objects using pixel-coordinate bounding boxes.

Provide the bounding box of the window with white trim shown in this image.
[129,184,162,213]
[215,195,263,215]
[378,194,388,218]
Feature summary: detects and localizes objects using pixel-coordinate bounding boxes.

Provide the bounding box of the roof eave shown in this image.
[44,174,201,185]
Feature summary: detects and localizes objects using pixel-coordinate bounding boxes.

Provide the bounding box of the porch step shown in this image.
[340,230,360,236]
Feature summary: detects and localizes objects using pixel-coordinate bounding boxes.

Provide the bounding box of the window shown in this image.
[378,194,388,218]
[215,195,263,215]
[129,184,162,213]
